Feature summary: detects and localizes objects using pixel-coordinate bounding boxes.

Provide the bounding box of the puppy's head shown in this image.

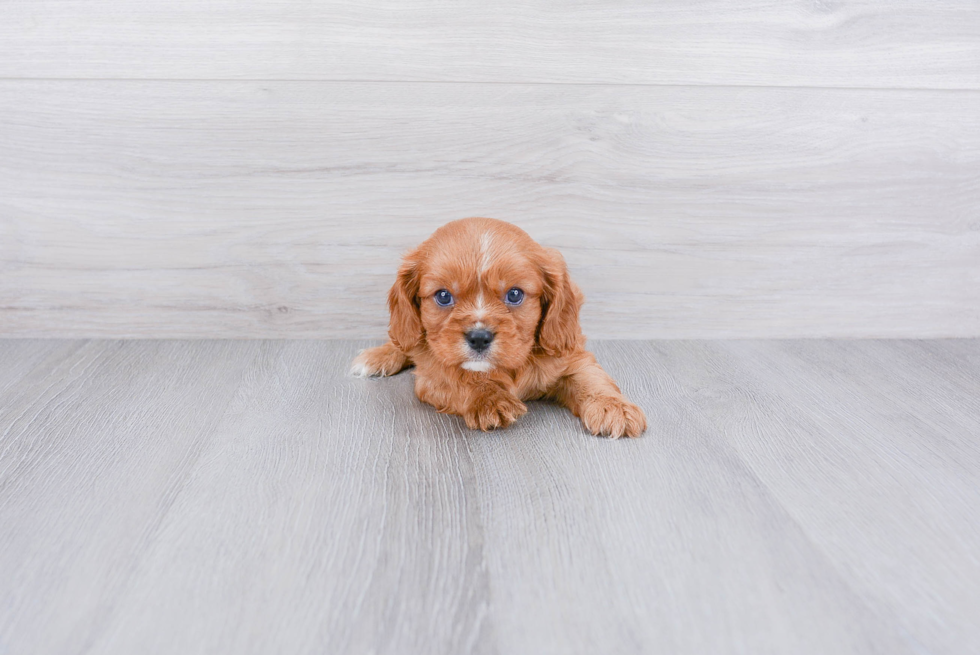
[388,218,583,372]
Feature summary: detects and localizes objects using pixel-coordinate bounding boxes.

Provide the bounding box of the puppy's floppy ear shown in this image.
[387,248,424,352]
[536,247,584,357]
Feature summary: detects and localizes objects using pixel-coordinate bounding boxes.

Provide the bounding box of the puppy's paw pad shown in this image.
[465,393,527,431]
[580,396,646,439]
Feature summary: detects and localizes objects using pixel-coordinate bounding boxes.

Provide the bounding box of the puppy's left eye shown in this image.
[504,288,525,306]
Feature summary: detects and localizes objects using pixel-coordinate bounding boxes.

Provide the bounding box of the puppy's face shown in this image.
[387,218,581,372]
[418,233,543,372]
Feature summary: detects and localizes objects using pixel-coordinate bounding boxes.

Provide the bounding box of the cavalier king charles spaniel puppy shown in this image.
[350,218,646,438]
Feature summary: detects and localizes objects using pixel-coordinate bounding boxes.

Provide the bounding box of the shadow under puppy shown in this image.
[351,218,646,438]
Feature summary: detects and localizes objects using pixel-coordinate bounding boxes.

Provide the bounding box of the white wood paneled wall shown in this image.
[1,1,978,338]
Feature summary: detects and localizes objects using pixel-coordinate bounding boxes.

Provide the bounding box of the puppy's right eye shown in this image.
[434,289,454,307]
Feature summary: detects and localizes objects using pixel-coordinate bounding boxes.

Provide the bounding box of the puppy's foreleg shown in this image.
[552,358,646,439]
[463,379,527,431]
[415,373,526,431]
[350,341,413,377]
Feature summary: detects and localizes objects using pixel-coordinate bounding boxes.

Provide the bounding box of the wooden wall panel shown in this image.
[2,82,977,338]
[0,1,978,88]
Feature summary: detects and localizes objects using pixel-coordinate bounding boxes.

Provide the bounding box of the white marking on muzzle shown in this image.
[461,361,493,372]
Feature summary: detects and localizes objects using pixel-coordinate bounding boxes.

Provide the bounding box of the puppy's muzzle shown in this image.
[465,328,494,353]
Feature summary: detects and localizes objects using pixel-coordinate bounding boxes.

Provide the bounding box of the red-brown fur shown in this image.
[350,218,646,438]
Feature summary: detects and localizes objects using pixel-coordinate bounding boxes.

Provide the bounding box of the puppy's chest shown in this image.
[512,360,566,401]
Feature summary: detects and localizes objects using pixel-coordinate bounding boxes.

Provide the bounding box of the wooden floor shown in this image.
[0,339,978,654]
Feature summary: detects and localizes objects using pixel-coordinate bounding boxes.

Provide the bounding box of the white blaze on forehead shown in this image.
[461,361,493,372]
[478,231,494,278]
[474,292,486,319]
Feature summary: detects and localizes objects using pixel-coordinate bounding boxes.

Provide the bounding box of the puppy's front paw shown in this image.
[464,389,527,431]
[578,395,646,439]
[350,343,409,378]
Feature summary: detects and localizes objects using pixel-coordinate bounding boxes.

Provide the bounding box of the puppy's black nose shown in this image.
[465,329,495,353]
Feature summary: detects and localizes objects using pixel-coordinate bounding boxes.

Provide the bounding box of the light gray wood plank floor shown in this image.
[0,339,977,654]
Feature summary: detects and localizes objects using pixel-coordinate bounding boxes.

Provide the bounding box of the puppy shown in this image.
[350,218,646,438]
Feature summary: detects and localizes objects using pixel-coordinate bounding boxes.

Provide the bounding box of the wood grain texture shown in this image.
[2,82,978,339]
[1,1,978,89]
[617,339,980,654]
[0,339,978,654]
